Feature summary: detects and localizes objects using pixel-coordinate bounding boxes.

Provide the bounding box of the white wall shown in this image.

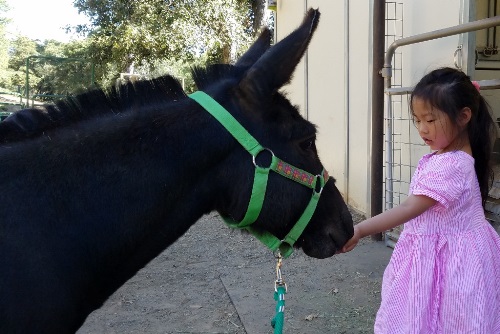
[344,1,371,211]
[275,0,468,215]
[276,0,371,212]
[275,0,307,114]
[401,0,462,87]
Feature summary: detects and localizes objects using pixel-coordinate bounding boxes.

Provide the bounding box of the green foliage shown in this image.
[1,37,94,102]
[0,0,10,88]
[74,0,266,87]
[8,36,37,70]
[0,0,269,98]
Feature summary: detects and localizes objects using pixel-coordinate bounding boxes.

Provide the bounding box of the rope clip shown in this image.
[274,251,288,292]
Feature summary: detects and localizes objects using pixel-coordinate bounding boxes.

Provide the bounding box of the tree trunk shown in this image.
[251,0,266,36]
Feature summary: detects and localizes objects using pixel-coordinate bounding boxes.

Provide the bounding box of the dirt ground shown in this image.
[77,209,393,334]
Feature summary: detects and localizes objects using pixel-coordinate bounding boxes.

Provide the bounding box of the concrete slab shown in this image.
[220,241,393,334]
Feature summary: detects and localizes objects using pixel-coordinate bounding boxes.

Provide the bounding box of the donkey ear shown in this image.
[239,8,320,96]
[235,28,271,68]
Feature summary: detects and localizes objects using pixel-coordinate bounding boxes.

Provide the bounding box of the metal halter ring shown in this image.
[252,148,275,168]
[314,174,325,194]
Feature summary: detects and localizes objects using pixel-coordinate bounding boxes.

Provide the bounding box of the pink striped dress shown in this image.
[375,151,500,333]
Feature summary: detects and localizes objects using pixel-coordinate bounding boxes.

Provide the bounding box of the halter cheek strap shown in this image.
[189,91,327,258]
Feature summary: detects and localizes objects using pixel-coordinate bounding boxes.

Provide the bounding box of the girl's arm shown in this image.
[342,194,436,252]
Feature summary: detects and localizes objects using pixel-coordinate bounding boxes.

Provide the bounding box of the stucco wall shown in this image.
[274,0,469,215]
[401,0,463,86]
[275,0,371,212]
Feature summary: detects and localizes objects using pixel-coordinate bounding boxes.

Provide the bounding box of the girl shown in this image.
[342,67,500,333]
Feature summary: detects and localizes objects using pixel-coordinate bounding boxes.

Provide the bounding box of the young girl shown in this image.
[342,67,500,333]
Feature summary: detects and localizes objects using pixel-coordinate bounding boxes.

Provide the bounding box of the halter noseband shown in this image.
[189,91,328,258]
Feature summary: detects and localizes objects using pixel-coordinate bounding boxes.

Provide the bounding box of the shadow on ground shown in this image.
[78,211,392,334]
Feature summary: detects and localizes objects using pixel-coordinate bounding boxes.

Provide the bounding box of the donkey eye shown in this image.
[299,138,316,152]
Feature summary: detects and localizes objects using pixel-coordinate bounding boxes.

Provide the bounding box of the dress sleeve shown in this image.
[411,156,465,210]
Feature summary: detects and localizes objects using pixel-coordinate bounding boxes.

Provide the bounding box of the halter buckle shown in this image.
[274,252,288,292]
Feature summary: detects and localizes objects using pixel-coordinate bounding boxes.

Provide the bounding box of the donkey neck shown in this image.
[71,100,238,244]
[0,98,241,314]
[92,102,238,284]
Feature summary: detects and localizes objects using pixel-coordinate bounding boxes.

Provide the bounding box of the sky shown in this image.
[5,0,90,42]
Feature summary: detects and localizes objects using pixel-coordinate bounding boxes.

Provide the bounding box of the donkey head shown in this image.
[193,9,353,258]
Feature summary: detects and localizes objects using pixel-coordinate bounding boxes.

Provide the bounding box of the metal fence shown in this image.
[383,88,430,247]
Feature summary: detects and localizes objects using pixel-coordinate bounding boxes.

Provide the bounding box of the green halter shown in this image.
[189,91,328,258]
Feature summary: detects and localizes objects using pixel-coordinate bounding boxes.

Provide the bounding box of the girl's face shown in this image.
[411,97,464,153]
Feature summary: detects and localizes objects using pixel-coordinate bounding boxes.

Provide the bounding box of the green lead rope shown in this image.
[271,286,286,333]
[272,253,287,333]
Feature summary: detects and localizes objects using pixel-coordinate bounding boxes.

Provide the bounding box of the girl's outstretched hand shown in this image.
[341,225,362,253]
[340,194,435,253]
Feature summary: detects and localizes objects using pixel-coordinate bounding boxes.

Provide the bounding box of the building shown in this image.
[273,1,500,227]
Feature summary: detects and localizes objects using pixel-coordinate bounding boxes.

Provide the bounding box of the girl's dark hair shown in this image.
[410,67,497,206]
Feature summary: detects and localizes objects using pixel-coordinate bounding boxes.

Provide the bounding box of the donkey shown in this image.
[0,9,353,333]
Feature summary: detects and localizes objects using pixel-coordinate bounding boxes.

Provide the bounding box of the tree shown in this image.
[1,1,270,96]
[33,40,95,98]
[0,0,11,89]
[72,0,268,87]
[4,37,94,100]
[6,36,38,91]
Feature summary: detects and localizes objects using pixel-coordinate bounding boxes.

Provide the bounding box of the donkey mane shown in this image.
[0,25,272,146]
[191,64,244,90]
[0,75,186,144]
